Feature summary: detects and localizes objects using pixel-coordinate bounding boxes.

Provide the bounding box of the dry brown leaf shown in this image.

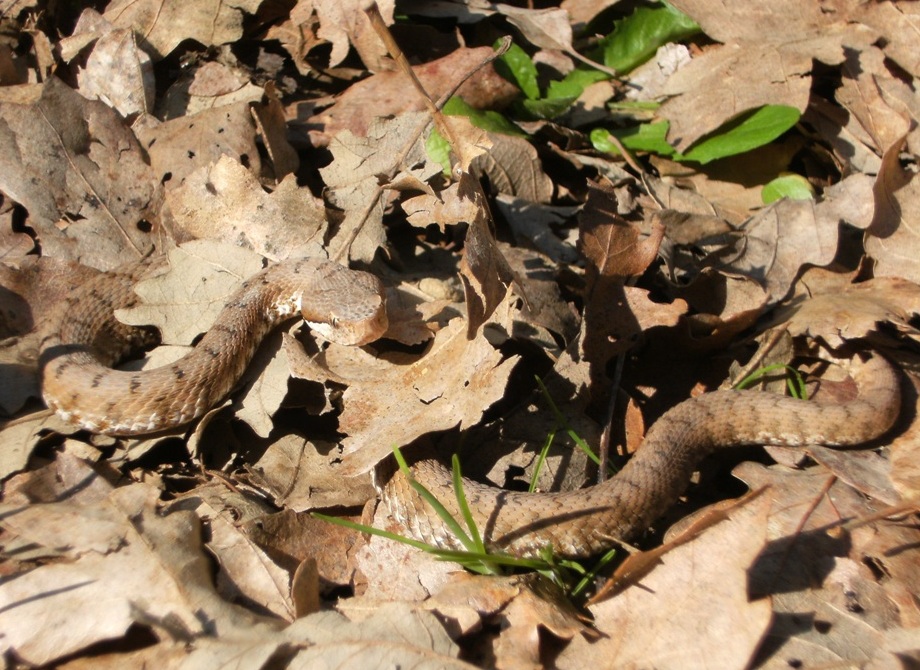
[138,102,265,192]
[234,330,290,437]
[866,128,920,284]
[852,1,920,79]
[0,77,157,269]
[311,0,394,70]
[62,10,154,118]
[729,462,916,667]
[351,511,460,602]
[495,194,580,264]
[307,46,517,141]
[242,509,365,592]
[557,493,773,669]
[778,276,920,348]
[836,46,914,158]
[659,0,877,152]
[117,242,264,345]
[321,112,441,262]
[722,178,877,303]
[457,172,519,338]
[294,299,518,476]
[473,133,553,203]
[282,603,475,669]
[182,494,296,621]
[0,481,276,666]
[103,0,264,61]
[166,155,327,261]
[247,432,376,511]
[494,577,592,670]
[578,181,685,373]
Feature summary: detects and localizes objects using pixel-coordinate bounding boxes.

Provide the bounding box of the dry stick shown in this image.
[365,1,511,156]
[730,326,788,388]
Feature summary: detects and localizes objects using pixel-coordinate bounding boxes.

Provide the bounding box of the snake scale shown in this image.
[40,258,901,558]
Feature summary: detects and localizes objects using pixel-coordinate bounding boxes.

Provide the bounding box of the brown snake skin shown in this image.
[40,258,387,435]
[41,259,901,558]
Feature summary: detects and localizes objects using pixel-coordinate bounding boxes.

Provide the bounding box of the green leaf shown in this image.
[546,68,610,100]
[591,122,675,158]
[495,40,540,100]
[425,129,452,175]
[521,95,581,120]
[442,96,526,137]
[681,105,801,164]
[598,1,700,74]
[762,173,816,203]
[592,105,801,165]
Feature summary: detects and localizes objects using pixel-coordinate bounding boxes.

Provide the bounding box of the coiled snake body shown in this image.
[41,259,901,558]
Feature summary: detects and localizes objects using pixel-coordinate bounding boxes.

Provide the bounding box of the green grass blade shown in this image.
[393,445,477,552]
[451,454,486,553]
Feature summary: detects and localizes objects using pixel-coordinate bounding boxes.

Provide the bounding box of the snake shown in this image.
[40,258,902,558]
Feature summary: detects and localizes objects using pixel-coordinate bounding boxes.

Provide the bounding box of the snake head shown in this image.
[302,268,388,346]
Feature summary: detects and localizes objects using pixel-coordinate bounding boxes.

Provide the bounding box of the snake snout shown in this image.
[306,296,388,346]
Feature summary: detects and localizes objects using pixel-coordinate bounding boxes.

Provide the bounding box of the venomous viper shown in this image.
[40,258,902,558]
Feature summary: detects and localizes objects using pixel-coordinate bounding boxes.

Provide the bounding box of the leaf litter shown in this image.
[1,1,919,668]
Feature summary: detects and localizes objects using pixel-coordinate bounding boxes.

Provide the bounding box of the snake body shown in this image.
[40,259,901,558]
[40,258,387,435]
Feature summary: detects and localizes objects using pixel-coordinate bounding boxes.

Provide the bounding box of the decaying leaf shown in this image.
[0,77,157,269]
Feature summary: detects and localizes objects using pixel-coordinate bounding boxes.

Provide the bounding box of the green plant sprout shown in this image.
[734,363,808,400]
[314,445,618,598]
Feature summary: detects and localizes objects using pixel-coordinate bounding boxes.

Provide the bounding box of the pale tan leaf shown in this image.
[191,498,296,621]
[64,12,154,118]
[116,241,264,346]
[557,494,773,670]
[836,47,914,158]
[313,0,394,70]
[658,25,876,152]
[0,483,275,666]
[303,306,519,476]
[283,604,475,669]
[168,156,327,262]
[248,433,376,511]
[495,4,574,52]
[722,180,877,303]
[778,276,920,348]
[103,0,264,61]
[138,103,263,192]
[321,112,441,261]
[456,173,518,338]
